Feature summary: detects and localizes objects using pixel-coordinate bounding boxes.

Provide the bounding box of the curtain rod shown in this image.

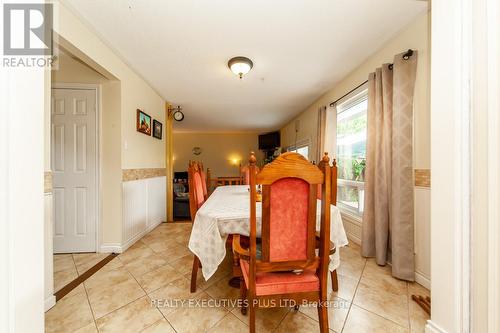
[329,49,414,107]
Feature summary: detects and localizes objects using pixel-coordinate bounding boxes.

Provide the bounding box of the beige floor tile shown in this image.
[54,266,78,292]
[48,218,420,333]
[186,266,231,292]
[96,296,163,333]
[146,238,176,253]
[407,282,430,332]
[361,259,408,295]
[408,282,430,297]
[343,305,408,333]
[149,277,200,316]
[141,318,176,333]
[119,241,154,265]
[165,292,228,333]
[74,321,98,333]
[174,234,191,247]
[45,291,94,333]
[208,313,248,333]
[156,242,192,261]
[409,298,429,332]
[124,252,168,277]
[60,283,87,300]
[276,310,331,333]
[84,267,131,294]
[347,241,361,252]
[87,276,146,319]
[353,280,409,328]
[330,273,358,302]
[231,305,290,332]
[54,254,76,273]
[298,297,350,332]
[204,276,241,307]
[137,264,184,294]
[336,250,366,281]
[73,253,108,274]
[169,254,196,275]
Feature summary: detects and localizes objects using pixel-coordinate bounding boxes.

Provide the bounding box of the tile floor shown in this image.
[47,222,430,333]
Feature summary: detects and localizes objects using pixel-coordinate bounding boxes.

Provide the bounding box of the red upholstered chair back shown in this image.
[268,177,309,261]
[188,161,206,220]
[200,170,208,198]
[247,152,332,278]
[193,172,205,208]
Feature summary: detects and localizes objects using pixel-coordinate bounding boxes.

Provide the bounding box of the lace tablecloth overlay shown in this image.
[188,185,349,280]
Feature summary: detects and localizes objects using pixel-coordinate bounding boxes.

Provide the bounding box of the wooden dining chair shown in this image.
[317,153,339,292]
[199,163,209,199]
[188,161,205,220]
[233,152,332,333]
[188,161,206,292]
[240,164,260,185]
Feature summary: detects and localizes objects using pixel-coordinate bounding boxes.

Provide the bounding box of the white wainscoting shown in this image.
[340,186,431,289]
[122,176,166,252]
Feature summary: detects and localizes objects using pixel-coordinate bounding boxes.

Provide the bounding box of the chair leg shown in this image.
[190,255,200,293]
[249,301,256,333]
[331,270,339,292]
[317,298,329,333]
[240,278,247,315]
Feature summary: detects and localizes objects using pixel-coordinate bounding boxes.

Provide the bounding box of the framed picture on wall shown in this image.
[136,109,152,135]
[153,119,162,139]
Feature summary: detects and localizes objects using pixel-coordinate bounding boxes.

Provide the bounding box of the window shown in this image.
[335,87,368,217]
[287,143,309,160]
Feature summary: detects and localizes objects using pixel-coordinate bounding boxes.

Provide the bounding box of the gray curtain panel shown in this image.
[361,51,418,281]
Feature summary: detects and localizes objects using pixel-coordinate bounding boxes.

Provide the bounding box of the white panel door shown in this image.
[52,88,97,253]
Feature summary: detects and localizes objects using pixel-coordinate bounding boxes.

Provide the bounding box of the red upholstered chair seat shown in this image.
[240,260,319,296]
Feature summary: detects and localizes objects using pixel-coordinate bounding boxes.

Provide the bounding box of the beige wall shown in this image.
[280,11,431,284]
[52,1,166,170]
[281,11,430,169]
[173,132,263,177]
[51,52,124,246]
[46,1,167,249]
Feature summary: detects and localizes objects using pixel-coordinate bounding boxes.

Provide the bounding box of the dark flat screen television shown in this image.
[258,131,280,150]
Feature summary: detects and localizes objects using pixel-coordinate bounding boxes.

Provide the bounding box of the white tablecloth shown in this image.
[188,185,349,280]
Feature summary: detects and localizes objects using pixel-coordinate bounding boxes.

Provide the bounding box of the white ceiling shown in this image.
[65,0,427,132]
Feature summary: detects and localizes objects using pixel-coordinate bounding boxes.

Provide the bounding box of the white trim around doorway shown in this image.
[51,83,102,253]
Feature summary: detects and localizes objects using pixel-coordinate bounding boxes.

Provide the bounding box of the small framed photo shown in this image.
[136,109,151,136]
[153,119,163,140]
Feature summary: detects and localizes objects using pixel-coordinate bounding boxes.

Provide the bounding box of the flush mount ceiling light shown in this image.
[228,56,253,79]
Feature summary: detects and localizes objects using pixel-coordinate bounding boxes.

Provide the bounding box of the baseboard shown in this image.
[346,232,361,246]
[120,219,163,252]
[425,320,447,333]
[44,295,56,312]
[99,243,123,254]
[415,270,431,290]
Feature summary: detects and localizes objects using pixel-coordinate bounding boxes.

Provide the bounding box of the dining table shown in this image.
[188,185,349,281]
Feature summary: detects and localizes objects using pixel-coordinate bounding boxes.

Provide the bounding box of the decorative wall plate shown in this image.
[192,147,202,155]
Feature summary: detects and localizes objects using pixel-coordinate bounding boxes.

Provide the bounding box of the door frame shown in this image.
[51,83,101,253]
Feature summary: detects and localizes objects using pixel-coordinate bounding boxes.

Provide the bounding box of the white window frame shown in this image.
[287,139,310,160]
[332,84,368,219]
